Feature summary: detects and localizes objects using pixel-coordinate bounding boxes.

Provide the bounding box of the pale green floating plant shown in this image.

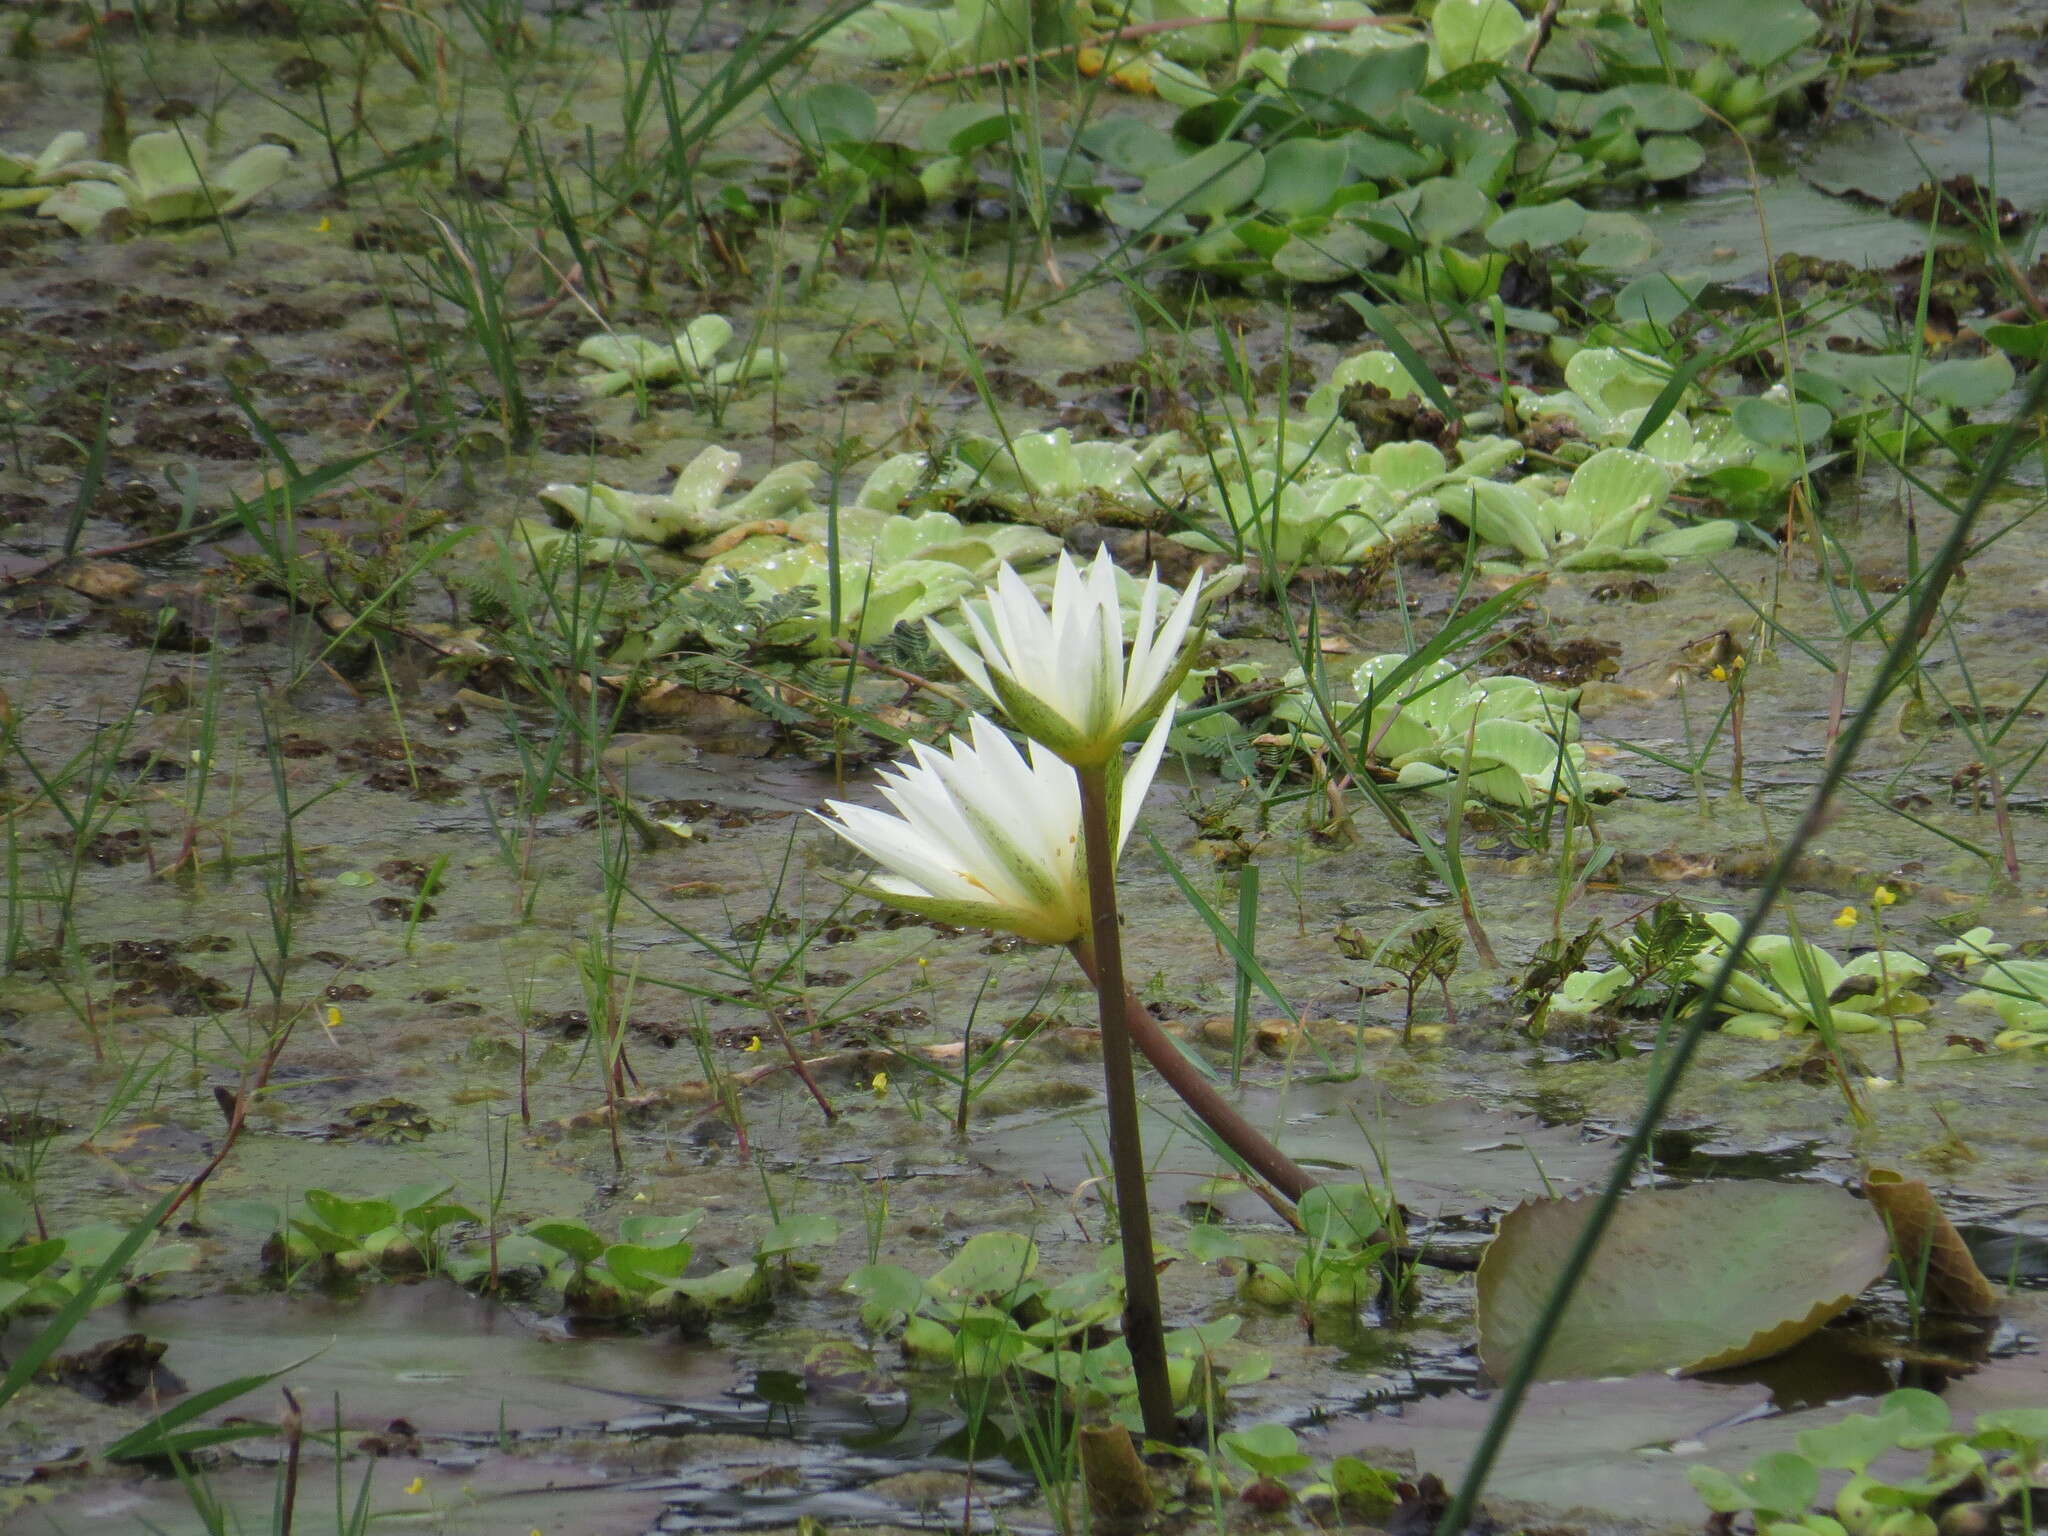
[1300,347,1435,425]
[528,445,1070,651]
[947,427,1195,530]
[846,451,979,514]
[693,505,1063,650]
[1956,956,2048,1052]
[1179,437,1521,571]
[0,132,98,211]
[1445,446,1745,573]
[813,0,1043,69]
[1515,347,1755,477]
[1081,0,1379,66]
[1932,926,2009,968]
[1165,347,1521,537]
[1541,965,1635,1022]
[34,131,291,236]
[1270,652,1627,808]
[1516,347,1674,436]
[816,429,1193,532]
[1182,468,1439,569]
[1428,0,1534,71]
[1691,911,1930,1041]
[536,446,821,551]
[574,314,787,399]
[817,0,1366,74]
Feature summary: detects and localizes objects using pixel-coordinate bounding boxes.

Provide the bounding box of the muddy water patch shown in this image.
[982,1087,1621,1224]
[24,1283,740,1436]
[1316,1310,2048,1530]
[20,1283,1040,1535]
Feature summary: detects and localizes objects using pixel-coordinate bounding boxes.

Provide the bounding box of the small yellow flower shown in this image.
[632,1191,648,1202]
[1862,1076,1896,1093]
[870,1071,888,1095]
[1834,907,1859,928]
[916,956,929,969]
[1873,886,1898,908]
[316,215,332,233]
[1709,664,1728,682]
[743,1036,762,1053]
[323,1005,343,1030]
[405,1477,426,1496]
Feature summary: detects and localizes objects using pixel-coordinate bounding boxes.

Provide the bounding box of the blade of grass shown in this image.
[0,1190,177,1407]
[1146,829,1298,1025]
[1337,292,1458,419]
[1624,350,1711,450]
[106,1350,324,1461]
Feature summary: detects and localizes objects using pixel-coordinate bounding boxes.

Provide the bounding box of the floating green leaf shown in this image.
[1476,1183,1891,1381]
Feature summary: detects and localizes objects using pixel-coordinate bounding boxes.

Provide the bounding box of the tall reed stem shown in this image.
[1074,762,1177,1443]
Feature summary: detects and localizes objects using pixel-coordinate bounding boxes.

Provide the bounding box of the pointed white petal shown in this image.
[815,803,982,904]
[1132,569,1205,711]
[1117,701,1179,853]
[926,618,995,696]
[882,763,1035,910]
[1123,566,1165,713]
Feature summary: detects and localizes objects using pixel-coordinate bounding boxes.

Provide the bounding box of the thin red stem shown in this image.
[1072,948,1320,1207]
[1075,763,1178,1443]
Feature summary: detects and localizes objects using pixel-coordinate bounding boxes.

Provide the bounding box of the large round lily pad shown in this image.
[1477,1183,1890,1382]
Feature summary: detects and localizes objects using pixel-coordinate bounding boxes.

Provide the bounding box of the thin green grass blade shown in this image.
[1337,292,1458,418]
[1145,829,1298,1025]
[106,1349,325,1461]
[0,1190,178,1408]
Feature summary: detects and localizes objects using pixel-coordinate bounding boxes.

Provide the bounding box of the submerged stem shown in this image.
[1074,762,1177,1444]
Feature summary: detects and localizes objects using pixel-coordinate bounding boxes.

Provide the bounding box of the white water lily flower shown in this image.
[816,709,1174,945]
[927,547,1209,767]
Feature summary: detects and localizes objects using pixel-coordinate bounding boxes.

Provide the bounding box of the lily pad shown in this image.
[1476,1182,1890,1381]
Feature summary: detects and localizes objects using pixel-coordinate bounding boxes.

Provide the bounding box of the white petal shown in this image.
[816,711,1094,944]
[966,720,1081,876]
[956,602,1016,686]
[1082,553,1123,736]
[939,721,1076,917]
[882,759,1035,909]
[1117,700,1179,853]
[814,803,981,904]
[1134,569,1204,708]
[926,618,995,696]
[1004,563,1066,709]
[1123,564,1165,713]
